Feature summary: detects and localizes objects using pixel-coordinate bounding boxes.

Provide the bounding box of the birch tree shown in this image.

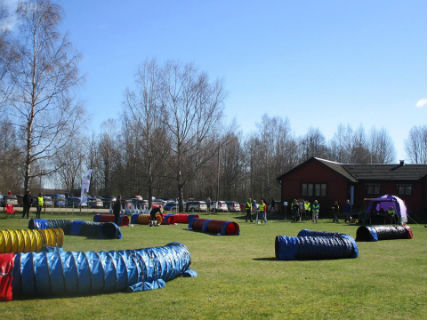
[6,0,83,192]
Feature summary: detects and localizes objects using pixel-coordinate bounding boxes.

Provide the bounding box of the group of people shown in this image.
[244,198,273,224]
[289,199,354,224]
[290,199,321,223]
[368,206,398,225]
[20,191,44,219]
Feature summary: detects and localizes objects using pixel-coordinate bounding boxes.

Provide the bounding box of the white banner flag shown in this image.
[80,169,92,205]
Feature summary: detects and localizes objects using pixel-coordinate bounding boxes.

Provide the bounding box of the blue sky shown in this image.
[49,0,427,160]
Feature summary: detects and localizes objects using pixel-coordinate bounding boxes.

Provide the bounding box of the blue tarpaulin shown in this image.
[29,219,122,239]
[275,229,358,260]
[9,242,196,299]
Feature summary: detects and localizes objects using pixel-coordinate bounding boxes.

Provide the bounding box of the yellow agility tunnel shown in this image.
[0,228,64,253]
[131,213,163,225]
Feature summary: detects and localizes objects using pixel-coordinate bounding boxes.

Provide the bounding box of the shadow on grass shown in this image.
[253,257,278,261]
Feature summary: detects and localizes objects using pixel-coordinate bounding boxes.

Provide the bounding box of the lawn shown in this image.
[0,212,426,320]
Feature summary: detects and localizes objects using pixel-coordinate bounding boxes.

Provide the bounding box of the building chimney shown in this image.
[391,160,405,171]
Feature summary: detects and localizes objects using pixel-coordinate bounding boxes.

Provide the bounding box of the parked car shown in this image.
[210,201,228,212]
[226,201,241,212]
[43,196,54,207]
[102,196,116,208]
[88,196,103,209]
[164,200,183,211]
[67,196,87,207]
[186,200,208,212]
[53,194,66,207]
[4,194,19,206]
[0,194,4,206]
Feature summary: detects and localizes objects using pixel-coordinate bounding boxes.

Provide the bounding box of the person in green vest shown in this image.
[256,199,267,224]
[245,198,253,223]
[36,192,44,219]
[387,206,395,224]
[304,200,311,220]
[312,200,320,223]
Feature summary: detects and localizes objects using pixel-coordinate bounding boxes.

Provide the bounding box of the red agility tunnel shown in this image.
[168,214,199,224]
[93,214,130,226]
[189,218,240,235]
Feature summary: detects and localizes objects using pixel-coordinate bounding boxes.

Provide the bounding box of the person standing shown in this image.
[256,199,265,224]
[312,200,320,223]
[36,193,43,219]
[207,197,211,213]
[245,198,253,222]
[386,206,395,224]
[262,199,268,224]
[344,200,352,224]
[304,200,311,221]
[298,199,304,221]
[292,199,300,222]
[112,195,122,226]
[331,201,340,223]
[22,191,32,219]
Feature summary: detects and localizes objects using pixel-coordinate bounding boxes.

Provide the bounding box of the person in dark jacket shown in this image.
[22,191,33,219]
[150,205,163,227]
[112,195,122,225]
[331,201,340,223]
[343,199,352,224]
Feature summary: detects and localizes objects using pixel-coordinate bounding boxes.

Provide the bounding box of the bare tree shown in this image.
[124,60,170,206]
[299,127,329,161]
[405,125,427,164]
[97,120,121,196]
[0,4,19,110]
[5,0,83,192]
[369,127,395,163]
[161,62,224,211]
[330,124,354,163]
[52,134,86,193]
[0,119,22,192]
[348,125,371,163]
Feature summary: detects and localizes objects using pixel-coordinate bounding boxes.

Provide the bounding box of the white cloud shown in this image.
[416,98,427,108]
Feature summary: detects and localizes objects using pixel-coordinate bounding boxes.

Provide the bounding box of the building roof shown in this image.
[343,163,427,181]
[314,158,358,182]
[278,157,427,182]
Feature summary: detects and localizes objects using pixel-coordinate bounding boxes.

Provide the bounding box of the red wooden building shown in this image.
[277,157,427,221]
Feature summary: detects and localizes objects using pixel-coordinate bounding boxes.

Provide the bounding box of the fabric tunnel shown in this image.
[275,230,358,260]
[93,214,130,226]
[297,229,348,238]
[188,218,240,235]
[0,229,64,254]
[0,242,197,301]
[130,213,163,225]
[29,219,122,239]
[162,214,199,225]
[355,225,413,241]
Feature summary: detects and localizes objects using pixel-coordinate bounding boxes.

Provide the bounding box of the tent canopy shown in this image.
[364,194,407,224]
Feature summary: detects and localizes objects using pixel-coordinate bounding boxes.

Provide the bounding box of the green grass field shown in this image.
[0,212,426,320]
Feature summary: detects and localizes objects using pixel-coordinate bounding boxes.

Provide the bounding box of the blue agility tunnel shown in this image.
[29,219,122,239]
[0,242,196,301]
[275,230,358,260]
[355,225,413,241]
